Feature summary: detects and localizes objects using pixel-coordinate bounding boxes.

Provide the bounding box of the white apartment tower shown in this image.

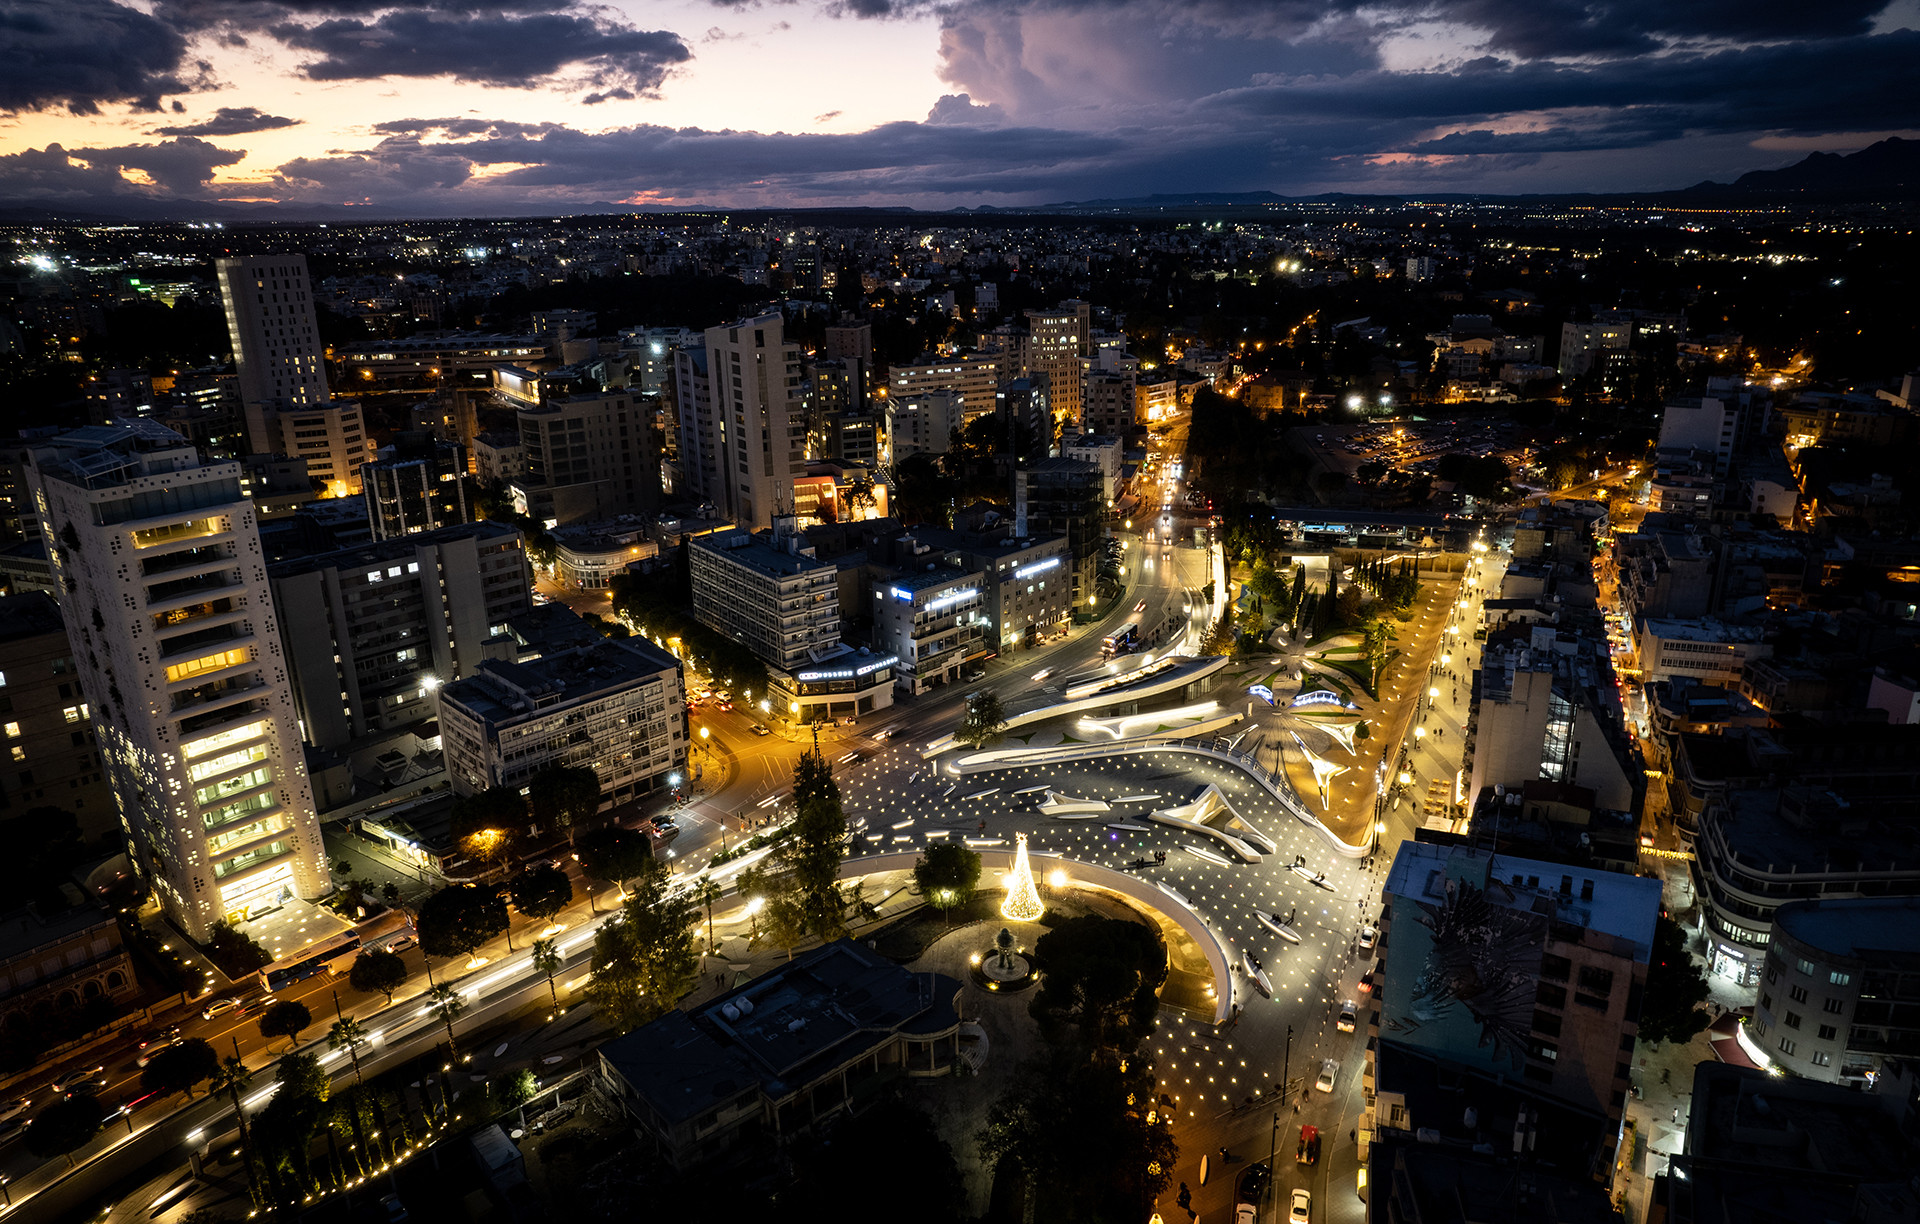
[215,254,376,495]
[30,421,326,942]
[701,313,807,528]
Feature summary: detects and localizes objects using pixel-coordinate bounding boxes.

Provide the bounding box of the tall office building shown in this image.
[1024,302,1092,437]
[695,313,807,529]
[215,254,377,494]
[361,436,473,540]
[512,390,658,526]
[268,520,531,753]
[888,351,1004,424]
[30,421,326,942]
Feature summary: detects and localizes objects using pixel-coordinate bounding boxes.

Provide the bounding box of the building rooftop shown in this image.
[599,940,962,1123]
[0,901,116,965]
[1771,896,1920,960]
[882,565,980,595]
[692,529,831,579]
[0,590,66,644]
[442,636,677,725]
[1639,617,1766,644]
[1384,841,1660,962]
[266,518,522,579]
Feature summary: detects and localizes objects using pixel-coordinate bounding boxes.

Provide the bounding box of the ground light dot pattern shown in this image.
[834,743,1390,1121]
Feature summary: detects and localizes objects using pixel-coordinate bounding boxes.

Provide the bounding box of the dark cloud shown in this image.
[271,11,690,95]
[369,116,563,137]
[154,105,301,135]
[73,136,245,191]
[151,0,561,32]
[0,0,192,114]
[0,137,242,200]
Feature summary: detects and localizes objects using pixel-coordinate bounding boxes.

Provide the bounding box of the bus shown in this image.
[261,932,361,992]
[1101,621,1142,657]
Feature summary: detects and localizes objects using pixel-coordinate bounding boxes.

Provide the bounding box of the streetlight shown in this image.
[746,896,765,942]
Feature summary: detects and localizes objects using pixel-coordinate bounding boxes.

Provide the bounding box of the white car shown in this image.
[1315,1059,1339,1093]
[1290,1188,1312,1223]
[1030,668,1053,682]
[1358,924,1377,951]
[1235,1205,1258,1224]
[0,1098,30,1123]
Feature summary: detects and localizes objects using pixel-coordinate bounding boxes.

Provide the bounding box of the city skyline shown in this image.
[2,0,1919,215]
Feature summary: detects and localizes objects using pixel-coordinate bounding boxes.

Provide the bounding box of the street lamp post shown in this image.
[1281,1023,1295,1113]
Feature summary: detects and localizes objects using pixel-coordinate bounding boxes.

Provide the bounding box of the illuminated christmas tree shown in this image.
[1001,832,1045,921]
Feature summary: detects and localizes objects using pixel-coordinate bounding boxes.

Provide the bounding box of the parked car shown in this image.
[1315,1059,1340,1093]
[379,1193,410,1222]
[1358,925,1377,951]
[1290,1188,1312,1224]
[50,1065,106,1095]
[1337,1001,1358,1033]
[1235,1160,1270,1209]
[0,1098,30,1123]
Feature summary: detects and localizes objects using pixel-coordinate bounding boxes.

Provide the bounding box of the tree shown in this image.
[328,1017,370,1082]
[425,983,467,1060]
[915,843,982,924]
[587,856,699,1034]
[1637,915,1712,1047]
[208,1055,264,1208]
[25,1095,101,1168]
[782,1098,964,1222]
[786,749,849,942]
[530,937,565,1012]
[977,1050,1176,1224]
[418,884,509,965]
[528,764,601,845]
[1363,617,1399,693]
[141,1037,219,1099]
[258,1000,313,1049]
[498,1068,539,1110]
[955,689,1008,750]
[691,876,723,954]
[576,826,652,898]
[1030,915,1168,1051]
[508,863,574,929]
[348,948,407,1003]
[450,786,529,873]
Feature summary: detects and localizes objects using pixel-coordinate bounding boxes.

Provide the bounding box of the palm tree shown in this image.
[329,1016,370,1082]
[530,937,564,1013]
[692,877,722,954]
[208,1054,264,1209]
[426,983,466,1063]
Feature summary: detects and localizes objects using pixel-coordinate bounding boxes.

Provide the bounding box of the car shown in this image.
[1337,1001,1358,1033]
[379,1193,410,1223]
[1358,969,1376,995]
[1235,1160,1270,1208]
[1030,668,1053,682]
[0,1098,30,1123]
[1235,1206,1258,1224]
[1134,600,1147,613]
[748,723,771,736]
[202,996,245,1021]
[872,728,896,742]
[1315,1059,1339,1093]
[1297,1123,1320,1164]
[1290,1188,1312,1223]
[136,1025,182,1051]
[0,1116,24,1143]
[137,1039,177,1068]
[50,1065,106,1095]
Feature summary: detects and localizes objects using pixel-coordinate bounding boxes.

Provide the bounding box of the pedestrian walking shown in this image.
[1672,1108,1679,1123]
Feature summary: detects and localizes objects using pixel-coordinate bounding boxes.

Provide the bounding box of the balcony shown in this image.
[148,570,243,610]
[177,697,269,740]
[212,839,291,880]
[171,675,264,716]
[141,542,234,578]
[157,619,249,660]
[152,597,237,636]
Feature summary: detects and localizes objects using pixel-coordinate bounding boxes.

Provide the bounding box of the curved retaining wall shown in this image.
[945,741,1373,859]
[838,850,1237,1024]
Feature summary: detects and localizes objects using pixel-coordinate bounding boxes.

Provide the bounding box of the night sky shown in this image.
[2,0,1918,213]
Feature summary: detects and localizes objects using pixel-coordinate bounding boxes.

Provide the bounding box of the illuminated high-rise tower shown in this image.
[215,253,376,495]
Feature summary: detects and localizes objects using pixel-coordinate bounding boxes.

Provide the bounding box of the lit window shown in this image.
[1828,971,1851,987]
[8,746,21,762]
[2,722,17,738]
[63,704,88,723]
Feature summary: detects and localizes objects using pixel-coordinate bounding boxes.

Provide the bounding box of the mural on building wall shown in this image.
[1382,874,1545,1071]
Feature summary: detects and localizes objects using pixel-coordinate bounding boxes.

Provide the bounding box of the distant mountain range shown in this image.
[2,138,1915,224]
[1690,136,1920,196]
